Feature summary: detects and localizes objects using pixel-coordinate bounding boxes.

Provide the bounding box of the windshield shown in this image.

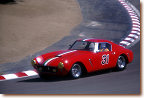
[69,41,99,52]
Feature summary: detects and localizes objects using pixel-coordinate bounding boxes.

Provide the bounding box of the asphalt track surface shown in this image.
[0,0,140,94]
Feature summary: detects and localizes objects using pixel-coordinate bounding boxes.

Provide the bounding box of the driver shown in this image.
[100,44,109,52]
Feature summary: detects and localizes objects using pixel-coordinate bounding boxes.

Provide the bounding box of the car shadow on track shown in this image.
[18,68,120,82]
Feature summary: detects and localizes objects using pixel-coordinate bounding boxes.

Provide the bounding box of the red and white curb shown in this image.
[0,70,38,81]
[0,0,140,81]
[118,0,140,47]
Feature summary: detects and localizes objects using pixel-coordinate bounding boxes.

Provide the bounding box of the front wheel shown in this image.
[70,63,82,79]
[116,55,127,71]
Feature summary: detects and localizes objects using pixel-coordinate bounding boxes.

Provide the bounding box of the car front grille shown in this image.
[36,66,57,73]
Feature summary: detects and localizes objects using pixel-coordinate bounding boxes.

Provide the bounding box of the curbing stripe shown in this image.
[131,31,140,35]
[0,70,38,81]
[130,33,139,36]
[120,41,131,46]
[15,72,28,77]
[119,43,127,47]
[128,34,139,38]
[130,16,139,19]
[2,74,18,80]
[127,36,136,40]
[132,19,140,22]
[133,23,140,26]
[124,38,135,42]
[132,25,140,28]
[123,40,133,43]
[132,21,140,25]
[23,70,38,76]
[118,0,140,47]
[0,76,5,80]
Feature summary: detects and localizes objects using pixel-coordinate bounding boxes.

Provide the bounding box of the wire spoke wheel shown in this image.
[70,64,82,79]
[116,55,126,71]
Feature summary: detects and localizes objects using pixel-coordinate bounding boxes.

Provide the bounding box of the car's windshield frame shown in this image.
[69,40,99,52]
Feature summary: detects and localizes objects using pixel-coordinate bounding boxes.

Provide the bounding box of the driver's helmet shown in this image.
[101,43,106,49]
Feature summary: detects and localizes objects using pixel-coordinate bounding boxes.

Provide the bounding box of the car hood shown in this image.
[41,50,77,59]
[35,50,91,66]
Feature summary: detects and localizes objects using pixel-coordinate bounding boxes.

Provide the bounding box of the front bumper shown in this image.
[31,60,69,76]
[36,66,57,73]
[33,65,68,76]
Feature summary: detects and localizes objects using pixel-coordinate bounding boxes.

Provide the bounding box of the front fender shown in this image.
[62,55,92,72]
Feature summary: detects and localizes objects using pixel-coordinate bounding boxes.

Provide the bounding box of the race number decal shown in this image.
[101,54,109,65]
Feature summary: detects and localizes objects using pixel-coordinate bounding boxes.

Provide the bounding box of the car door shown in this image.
[91,42,115,70]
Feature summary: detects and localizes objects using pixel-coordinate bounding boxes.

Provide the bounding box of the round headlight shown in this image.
[31,59,36,66]
[36,56,43,64]
[58,62,64,69]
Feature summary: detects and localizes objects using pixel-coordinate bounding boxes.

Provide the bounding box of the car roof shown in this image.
[78,38,113,43]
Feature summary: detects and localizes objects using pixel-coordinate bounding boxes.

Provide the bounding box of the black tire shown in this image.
[116,55,127,71]
[70,63,82,79]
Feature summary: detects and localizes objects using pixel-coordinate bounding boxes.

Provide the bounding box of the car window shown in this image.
[98,43,111,52]
[88,43,95,51]
[70,41,88,50]
[106,43,111,51]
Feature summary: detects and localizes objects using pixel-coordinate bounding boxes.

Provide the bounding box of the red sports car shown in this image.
[31,39,133,79]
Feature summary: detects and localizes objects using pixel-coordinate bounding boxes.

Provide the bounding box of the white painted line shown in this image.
[133,33,140,35]
[120,1,125,3]
[124,38,135,42]
[120,41,131,46]
[128,11,135,14]
[124,6,131,8]
[132,28,140,31]
[128,34,139,39]
[132,20,140,23]
[125,9,133,11]
[0,70,38,81]
[132,18,140,22]
[129,13,137,16]
[128,10,134,13]
[131,16,139,19]
[131,14,138,17]
[132,21,140,25]
[23,70,38,76]
[126,8,132,10]
[122,3,127,6]
[2,74,18,80]
[131,30,140,34]
[132,25,140,28]
[130,33,140,36]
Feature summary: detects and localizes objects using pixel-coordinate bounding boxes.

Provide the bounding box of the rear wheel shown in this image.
[70,63,82,79]
[116,55,127,71]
